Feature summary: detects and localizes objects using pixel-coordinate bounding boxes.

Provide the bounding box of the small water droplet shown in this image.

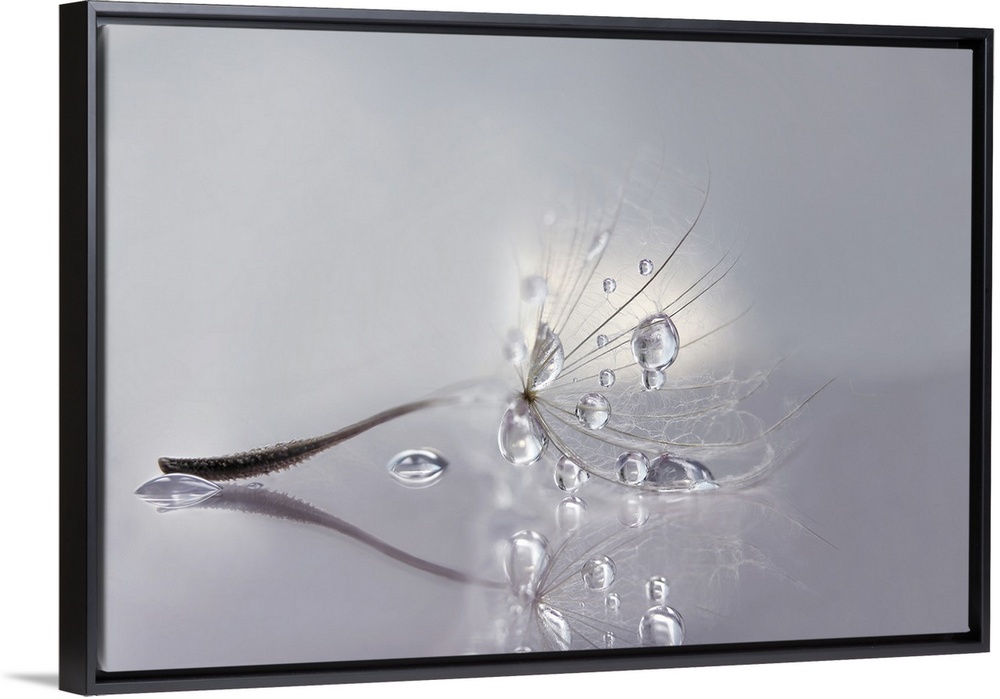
[575,392,610,430]
[647,454,719,492]
[598,368,616,387]
[603,631,616,648]
[631,312,680,371]
[503,328,527,363]
[603,277,617,294]
[387,448,448,488]
[521,275,549,305]
[554,456,590,492]
[505,530,549,604]
[645,576,671,605]
[605,592,621,612]
[638,606,685,646]
[498,399,548,466]
[616,451,649,485]
[529,323,564,390]
[641,368,666,391]
[596,334,609,348]
[617,495,650,528]
[638,258,654,275]
[134,473,221,509]
[514,646,532,653]
[581,555,617,591]
[555,496,588,532]
[537,604,572,650]
[586,230,611,261]
[247,482,263,490]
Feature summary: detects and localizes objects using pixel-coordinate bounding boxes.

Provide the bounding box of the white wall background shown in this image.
[1,1,995,698]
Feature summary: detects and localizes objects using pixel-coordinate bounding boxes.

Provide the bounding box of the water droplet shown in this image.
[247,482,263,490]
[605,592,621,612]
[617,495,650,528]
[529,323,564,390]
[586,230,611,261]
[616,451,649,485]
[575,392,610,430]
[514,646,532,653]
[503,328,527,363]
[641,368,666,391]
[555,496,588,532]
[537,604,572,650]
[631,312,680,371]
[387,448,448,488]
[602,277,617,294]
[554,456,590,492]
[645,576,670,605]
[638,606,685,646]
[505,530,549,604]
[604,631,616,648]
[598,369,616,387]
[521,275,549,305]
[638,258,654,275]
[647,454,719,492]
[134,473,221,509]
[596,334,609,348]
[581,555,617,591]
[498,399,548,466]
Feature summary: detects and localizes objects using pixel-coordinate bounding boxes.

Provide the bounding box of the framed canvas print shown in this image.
[59,1,991,694]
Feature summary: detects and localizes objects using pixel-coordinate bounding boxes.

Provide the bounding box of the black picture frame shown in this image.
[59,1,992,694]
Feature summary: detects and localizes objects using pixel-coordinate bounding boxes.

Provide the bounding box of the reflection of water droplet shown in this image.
[604,631,616,648]
[387,448,448,488]
[616,451,649,485]
[605,592,621,612]
[638,606,685,646]
[529,323,564,390]
[498,399,548,466]
[521,275,548,305]
[645,576,670,605]
[554,456,590,493]
[617,495,650,528]
[631,313,679,371]
[537,604,572,650]
[581,555,617,591]
[599,368,616,387]
[503,329,527,363]
[247,482,263,490]
[505,530,549,603]
[596,334,609,348]
[638,258,654,275]
[586,230,611,261]
[555,496,588,532]
[135,473,221,509]
[514,646,532,653]
[641,368,666,390]
[647,454,719,492]
[575,392,610,430]
[603,277,617,294]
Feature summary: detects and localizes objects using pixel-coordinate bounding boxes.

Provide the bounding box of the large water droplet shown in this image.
[603,277,617,294]
[575,392,610,430]
[554,456,590,493]
[617,495,650,528]
[581,555,617,591]
[605,592,621,612]
[616,451,649,485]
[135,473,221,509]
[521,275,549,305]
[599,369,616,387]
[537,604,572,650]
[645,576,671,605]
[505,530,549,604]
[503,328,527,363]
[596,334,609,348]
[647,454,719,492]
[555,496,588,532]
[641,368,666,391]
[586,230,611,261]
[631,313,680,371]
[529,323,564,390]
[387,448,448,488]
[638,606,685,646]
[638,258,654,276]
[498,399,548,466]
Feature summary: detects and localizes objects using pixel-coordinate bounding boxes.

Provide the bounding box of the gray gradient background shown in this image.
[99,24,972,671]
